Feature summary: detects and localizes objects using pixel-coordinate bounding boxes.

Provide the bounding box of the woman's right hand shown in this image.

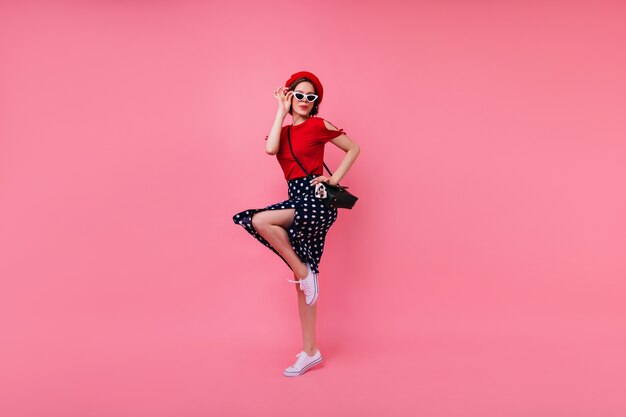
[274,86,292,114]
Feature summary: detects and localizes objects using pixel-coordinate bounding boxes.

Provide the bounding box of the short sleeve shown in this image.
[318,118,346,143]
[265,125,287,140]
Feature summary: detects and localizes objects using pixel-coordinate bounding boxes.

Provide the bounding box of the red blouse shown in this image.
[264,116,346,181]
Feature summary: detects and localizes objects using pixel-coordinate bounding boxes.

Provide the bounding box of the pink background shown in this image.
[1,1,625,416]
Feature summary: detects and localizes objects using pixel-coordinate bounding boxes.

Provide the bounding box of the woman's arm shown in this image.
[311,120,360,185]
[265,109,287,155]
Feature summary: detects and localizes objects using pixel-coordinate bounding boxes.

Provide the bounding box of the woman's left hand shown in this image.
[310,175,337,186]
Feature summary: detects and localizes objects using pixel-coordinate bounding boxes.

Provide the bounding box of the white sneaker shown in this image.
[286,263,319,305]
[283,350,323,377]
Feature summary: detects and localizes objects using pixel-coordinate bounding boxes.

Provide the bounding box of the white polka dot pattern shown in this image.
[232,175,338,275]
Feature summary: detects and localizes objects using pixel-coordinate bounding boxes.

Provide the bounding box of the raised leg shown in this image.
[251,209,308,280]
[252,209,319,355]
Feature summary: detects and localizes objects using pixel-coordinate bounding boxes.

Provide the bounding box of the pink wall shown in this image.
[1,1,625,416]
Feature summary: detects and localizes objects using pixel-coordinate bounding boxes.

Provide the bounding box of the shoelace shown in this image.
[286,277,312,296]
[292,351,309,368]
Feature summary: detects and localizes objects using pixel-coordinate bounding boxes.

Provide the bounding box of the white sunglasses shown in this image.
[293,92,319,103]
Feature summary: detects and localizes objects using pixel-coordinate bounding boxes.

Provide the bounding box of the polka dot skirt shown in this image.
[232,174,338,275]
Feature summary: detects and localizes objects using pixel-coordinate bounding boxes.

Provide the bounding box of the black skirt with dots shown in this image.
[232,174,338,275]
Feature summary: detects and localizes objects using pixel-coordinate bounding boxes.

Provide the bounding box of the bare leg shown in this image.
[252,209,319,355]
[296,285,318,356]
[251,209,308,280]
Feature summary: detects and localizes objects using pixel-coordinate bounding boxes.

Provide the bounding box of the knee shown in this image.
[251,213,268,231]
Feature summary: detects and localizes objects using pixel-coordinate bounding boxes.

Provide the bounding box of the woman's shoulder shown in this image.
[281,116,339,132]
[312,116,339,131]
[313,116,346,143]
[265,125,289,141]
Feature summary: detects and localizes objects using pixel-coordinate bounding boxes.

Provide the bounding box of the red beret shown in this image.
[285,71,324,106]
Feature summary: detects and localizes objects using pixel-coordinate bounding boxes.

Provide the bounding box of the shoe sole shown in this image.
[283,356,323,377]
[305,268,319,305]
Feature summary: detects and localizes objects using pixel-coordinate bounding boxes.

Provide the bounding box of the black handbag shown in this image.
[287,125,358,209]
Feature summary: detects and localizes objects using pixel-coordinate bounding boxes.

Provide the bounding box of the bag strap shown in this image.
[287,125,343,186]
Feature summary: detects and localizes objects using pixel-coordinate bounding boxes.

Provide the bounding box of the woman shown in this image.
[232,71,360,377]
